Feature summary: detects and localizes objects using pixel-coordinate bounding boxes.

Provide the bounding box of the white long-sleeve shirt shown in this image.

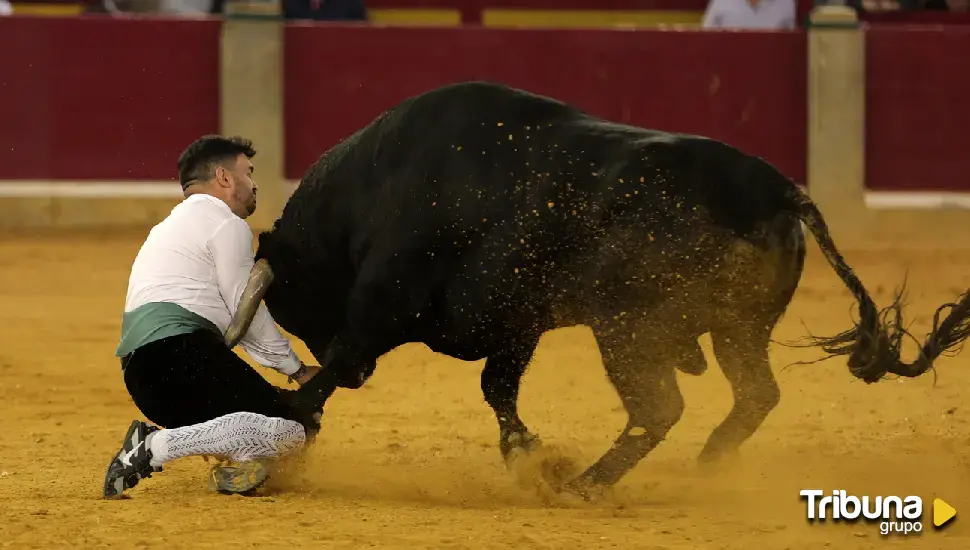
[119,193,301,375]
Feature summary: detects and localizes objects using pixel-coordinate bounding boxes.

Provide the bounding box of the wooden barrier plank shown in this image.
[482,9,704,28]
[221,17,287,232]
[807,5,866,233]
[0,196,180,229]
[369,8,462,25]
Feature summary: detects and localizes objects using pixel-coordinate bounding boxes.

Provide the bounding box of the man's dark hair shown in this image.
[177,135,256,190]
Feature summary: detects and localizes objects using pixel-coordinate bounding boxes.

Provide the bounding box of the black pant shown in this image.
[121,330,303,429]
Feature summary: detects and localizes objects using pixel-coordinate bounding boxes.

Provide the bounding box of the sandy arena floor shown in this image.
[2,227,970,549]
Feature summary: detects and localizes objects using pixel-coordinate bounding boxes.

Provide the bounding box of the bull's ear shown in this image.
[256,224,287,251]
[254,230,278,261]
[255,230,271,249]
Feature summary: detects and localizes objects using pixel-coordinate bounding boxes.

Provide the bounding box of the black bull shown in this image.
[225,81,970,497]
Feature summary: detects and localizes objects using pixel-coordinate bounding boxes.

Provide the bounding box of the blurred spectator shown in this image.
[86,0,219,15]
[702,0,798,28]
[156,0,214,15]
[283,0,367,21]
[100,0,163,13]
[1,0,13,15]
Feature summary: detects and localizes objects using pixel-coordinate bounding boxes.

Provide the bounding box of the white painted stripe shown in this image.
[864,191,970,210]
[0,181,184,198]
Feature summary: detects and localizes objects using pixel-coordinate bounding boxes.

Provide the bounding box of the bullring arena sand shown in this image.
[4,221,970,549]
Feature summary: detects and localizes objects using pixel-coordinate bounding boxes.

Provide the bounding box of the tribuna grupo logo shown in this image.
[799,489,923,536]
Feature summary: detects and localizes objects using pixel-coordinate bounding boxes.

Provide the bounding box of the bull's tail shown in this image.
[784,186,970,383]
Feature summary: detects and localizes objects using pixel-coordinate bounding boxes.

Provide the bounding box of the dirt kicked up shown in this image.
[1,229,969,549]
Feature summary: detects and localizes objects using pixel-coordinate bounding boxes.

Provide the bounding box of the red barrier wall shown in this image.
[284,25,807,185]
[0,16,220,180]
[865,26,970,192]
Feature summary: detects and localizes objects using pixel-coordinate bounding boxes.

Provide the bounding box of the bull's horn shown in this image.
[224,259,274,348]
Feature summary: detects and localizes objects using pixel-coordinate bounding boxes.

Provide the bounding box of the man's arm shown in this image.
[209,217,302,376]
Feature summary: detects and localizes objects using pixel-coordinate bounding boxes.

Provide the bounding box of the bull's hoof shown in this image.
[302,412,323,443]
[500,430,542,468]
[278,389,323,439]
[505,440,588,504]
[696,443,740,463]
[695,446,741,475]
[561,476,605,503]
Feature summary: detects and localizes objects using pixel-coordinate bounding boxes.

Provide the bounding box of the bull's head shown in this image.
[224,229,349,368]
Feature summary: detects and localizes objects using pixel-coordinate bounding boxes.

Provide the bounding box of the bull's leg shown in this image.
[481,339,542,464]
[563,330,688,499]
[296,249,436,410]
[696,322,780,464]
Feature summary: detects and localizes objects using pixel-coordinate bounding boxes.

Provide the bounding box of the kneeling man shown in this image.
[103,135,319,499]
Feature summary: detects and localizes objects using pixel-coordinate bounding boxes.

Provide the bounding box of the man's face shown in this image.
[228,153,258,218]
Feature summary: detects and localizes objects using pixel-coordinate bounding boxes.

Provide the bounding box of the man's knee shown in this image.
[259,414,307,456]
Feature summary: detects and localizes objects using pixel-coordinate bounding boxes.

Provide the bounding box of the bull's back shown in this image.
[298,80,795,243]
[432,129,803,335]
[289,82,804,349]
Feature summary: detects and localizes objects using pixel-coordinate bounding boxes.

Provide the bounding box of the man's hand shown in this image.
[289,363,322,386]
